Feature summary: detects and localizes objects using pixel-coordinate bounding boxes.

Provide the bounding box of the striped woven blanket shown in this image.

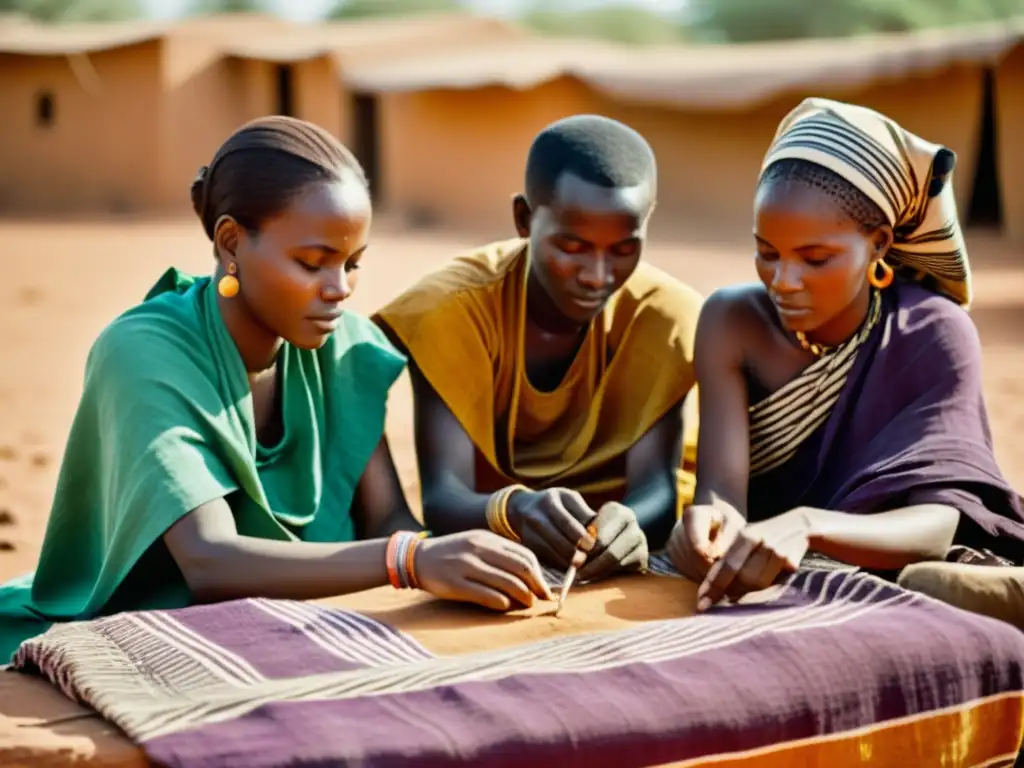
[9,556,1024,767]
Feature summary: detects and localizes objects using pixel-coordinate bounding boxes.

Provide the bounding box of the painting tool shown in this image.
[554,521,598,615]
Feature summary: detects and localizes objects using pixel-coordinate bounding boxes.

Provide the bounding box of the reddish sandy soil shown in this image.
[0,216,1021,581]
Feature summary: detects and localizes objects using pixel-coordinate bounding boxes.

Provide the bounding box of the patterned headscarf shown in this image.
[760,98,972,308]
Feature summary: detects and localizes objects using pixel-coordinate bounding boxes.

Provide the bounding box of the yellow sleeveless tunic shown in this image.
[375,239,703,515]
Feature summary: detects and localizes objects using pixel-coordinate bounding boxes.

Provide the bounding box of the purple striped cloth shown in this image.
[9,557,1024,767]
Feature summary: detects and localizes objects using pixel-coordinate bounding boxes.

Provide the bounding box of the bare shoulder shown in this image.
[692,283,780,372]
[699,283,774,335]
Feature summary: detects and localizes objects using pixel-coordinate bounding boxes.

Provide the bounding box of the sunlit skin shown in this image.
[410,169,680,575]
[161,166,556,615]
[513,172,653,390]
[667,175,960,610]
[753,179,892,348]
[517,173,652,325]
[212,171,372,374]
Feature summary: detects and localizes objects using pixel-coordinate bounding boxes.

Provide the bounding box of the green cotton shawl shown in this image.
[0,268,406,660]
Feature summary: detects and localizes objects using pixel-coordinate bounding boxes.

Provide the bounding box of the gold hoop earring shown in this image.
[218,262,239,298]
[867,259,893,290]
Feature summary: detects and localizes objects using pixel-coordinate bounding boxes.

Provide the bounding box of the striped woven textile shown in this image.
[748,290,882,477]
[9,555,1024,768]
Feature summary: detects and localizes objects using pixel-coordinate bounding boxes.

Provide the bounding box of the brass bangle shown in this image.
[496,484,527,542]
[485,491,504,536]
[486,484,527,541]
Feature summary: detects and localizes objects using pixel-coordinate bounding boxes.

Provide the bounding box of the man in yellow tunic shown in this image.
[375,115,703,582]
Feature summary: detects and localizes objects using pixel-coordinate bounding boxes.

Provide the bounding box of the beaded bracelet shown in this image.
[385,531,428,590]
[485,484,528,542]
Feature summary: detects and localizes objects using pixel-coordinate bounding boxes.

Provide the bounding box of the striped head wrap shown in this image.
[760,98,972,308]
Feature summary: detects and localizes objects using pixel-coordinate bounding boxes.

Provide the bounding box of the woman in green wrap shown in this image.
[0,117,555,661]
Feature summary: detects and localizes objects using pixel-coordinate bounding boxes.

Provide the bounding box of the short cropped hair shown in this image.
[524,114,657,207]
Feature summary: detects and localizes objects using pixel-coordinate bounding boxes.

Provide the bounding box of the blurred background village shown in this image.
[0,0,1023,574]
[1,0,1024,236]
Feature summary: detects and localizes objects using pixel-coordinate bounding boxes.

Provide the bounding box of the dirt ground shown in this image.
[0,216,1022,582]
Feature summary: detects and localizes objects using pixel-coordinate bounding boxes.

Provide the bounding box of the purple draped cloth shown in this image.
[749,280,1024,563]
[7,563,1024,767]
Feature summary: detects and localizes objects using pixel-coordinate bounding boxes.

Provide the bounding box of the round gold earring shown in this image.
[218,262,239,298]
[867,259,894,290]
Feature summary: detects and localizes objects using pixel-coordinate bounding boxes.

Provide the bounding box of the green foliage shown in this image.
[3,0,140,22]
[329,0,462,20]
[523,2,685,45]
[689,0,1024,43]
[6,0,1020,41]
[186,0,265,14]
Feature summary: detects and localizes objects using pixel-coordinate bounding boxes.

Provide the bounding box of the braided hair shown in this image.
[758,158,888,233]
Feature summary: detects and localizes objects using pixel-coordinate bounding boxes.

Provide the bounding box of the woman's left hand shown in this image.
[696,508,814,611]
[577,502,649,582]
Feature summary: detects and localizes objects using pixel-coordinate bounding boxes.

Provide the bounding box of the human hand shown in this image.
[577,502,649,582]
[415,530,554,611]
[696,508,813,611]
[506,488,597,569]
[667,504,746,583]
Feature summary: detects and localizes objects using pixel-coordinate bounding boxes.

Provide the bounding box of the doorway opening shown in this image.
[35,90,55,128]
[275,65,294,117]
[350,92,380,202]
[967,67,1001,229]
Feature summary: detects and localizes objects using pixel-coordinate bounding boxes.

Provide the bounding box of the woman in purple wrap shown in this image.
[667,98,1024,627]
